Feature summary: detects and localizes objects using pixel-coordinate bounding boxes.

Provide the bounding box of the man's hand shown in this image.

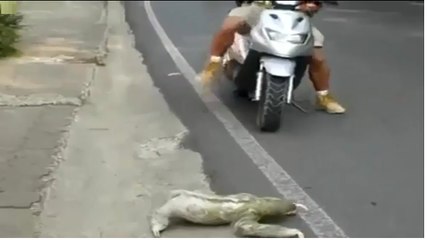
[199,56,223,88]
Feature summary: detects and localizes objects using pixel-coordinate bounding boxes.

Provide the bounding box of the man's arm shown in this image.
[210,17,251,57]
[199,16,250,86]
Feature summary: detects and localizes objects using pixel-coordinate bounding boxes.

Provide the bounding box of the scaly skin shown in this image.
[150,190,308,238]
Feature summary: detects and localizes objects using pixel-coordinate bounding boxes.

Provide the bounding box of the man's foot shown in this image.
[316,93,346,114]
[199,56,223,87]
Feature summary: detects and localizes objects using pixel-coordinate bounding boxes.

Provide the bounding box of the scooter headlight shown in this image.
[266,28,285,40]
[265,28,307,44]
[285,34,308,44]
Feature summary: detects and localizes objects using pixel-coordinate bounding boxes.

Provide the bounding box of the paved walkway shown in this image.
[0,1,220,237]
[0,1,107,236]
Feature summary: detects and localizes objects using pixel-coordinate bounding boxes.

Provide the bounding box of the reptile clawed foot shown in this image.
[151,226,161,238]
[286,228,305,238]
[295,203,308,211]
[150,220,167,238]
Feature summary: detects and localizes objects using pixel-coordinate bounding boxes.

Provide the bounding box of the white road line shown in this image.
[142,1,347,238]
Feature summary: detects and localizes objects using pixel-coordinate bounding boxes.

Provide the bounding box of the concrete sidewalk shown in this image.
[0,1,107,237]
[35,1,226,237]
[1,1,223,238]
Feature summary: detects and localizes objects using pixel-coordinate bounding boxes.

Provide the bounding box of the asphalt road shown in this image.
[124,1,423,237]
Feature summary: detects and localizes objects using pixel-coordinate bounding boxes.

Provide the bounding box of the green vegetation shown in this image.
[0,14,23,58]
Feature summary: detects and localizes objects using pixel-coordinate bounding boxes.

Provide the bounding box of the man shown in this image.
[199,0,346,114]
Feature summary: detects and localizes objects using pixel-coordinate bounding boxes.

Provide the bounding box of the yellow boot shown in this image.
[316,92,346,114]
[199,56,222,87]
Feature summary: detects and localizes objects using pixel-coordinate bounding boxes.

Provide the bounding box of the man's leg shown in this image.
[310,26,346,114]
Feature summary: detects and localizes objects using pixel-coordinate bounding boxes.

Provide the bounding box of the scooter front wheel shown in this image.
[256,71,289,132]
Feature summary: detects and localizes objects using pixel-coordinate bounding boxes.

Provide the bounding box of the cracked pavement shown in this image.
[0,1,107,236]
[1,1,218,237]
[36,2,214,237]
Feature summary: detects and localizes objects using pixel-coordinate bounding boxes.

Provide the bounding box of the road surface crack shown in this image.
[136,131,188,159]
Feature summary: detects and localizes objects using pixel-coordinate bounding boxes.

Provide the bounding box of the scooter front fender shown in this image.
[260,57,296,77]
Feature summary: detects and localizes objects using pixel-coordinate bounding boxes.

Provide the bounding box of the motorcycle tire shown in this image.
[256,70,289,132]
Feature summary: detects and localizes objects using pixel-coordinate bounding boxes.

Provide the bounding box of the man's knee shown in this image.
[310,48,330,75]
[311,48,327,65]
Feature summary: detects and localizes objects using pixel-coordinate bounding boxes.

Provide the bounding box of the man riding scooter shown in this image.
[200,0,346,114]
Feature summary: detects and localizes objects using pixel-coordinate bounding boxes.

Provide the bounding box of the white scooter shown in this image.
[223,1,323,132]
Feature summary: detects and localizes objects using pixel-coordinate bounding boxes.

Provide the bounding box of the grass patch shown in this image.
[0,14,24,58]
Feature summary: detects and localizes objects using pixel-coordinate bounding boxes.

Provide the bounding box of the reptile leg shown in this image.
[150,199,177,237]
[233,212,304,238]
[150,211,170,237]
[151,190,195,237]
[286,203,308,216]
